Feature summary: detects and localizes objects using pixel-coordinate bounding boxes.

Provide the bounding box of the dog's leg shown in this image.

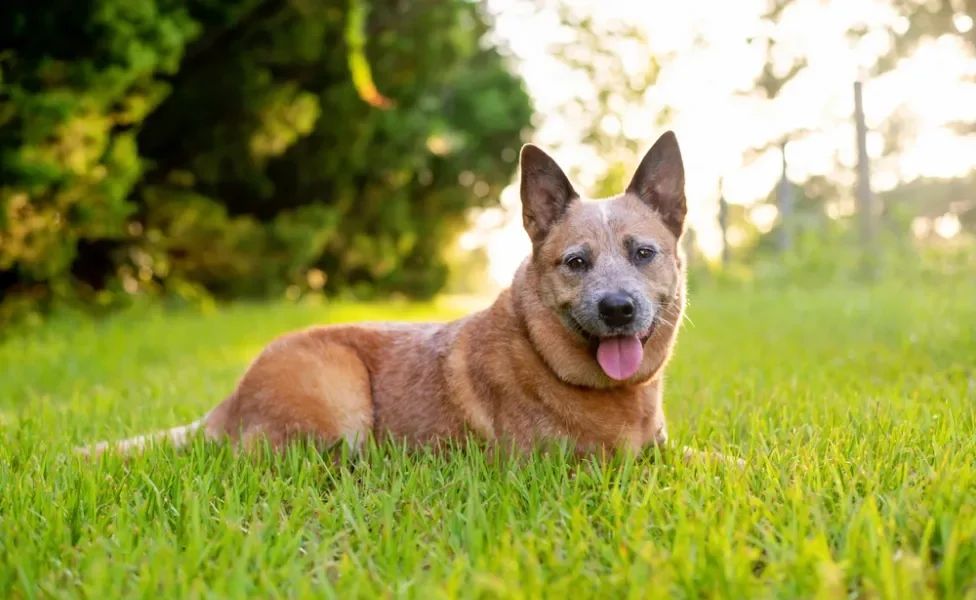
[76,331,374,460]
[639,438,745,470]
[211,332,375,455]
[681,445,746,468]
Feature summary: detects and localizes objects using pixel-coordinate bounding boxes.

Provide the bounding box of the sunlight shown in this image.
[477,0,976,286]
[935,213,963,239]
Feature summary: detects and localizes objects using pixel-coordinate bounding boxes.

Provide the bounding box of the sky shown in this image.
[463,0,976,286]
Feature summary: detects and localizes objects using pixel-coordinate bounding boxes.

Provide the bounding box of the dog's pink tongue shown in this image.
[596,336,644,380]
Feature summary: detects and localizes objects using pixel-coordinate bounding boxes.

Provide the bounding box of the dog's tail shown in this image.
[75,415,209,459]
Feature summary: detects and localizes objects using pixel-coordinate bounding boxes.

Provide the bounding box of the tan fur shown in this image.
[79,132,742,468]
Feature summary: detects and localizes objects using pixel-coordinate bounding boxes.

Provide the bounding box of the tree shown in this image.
[853,1,975,119]
[529,0,672,196]
[0,0,533,321]
[848,1,976,231]
[735,1,816,253]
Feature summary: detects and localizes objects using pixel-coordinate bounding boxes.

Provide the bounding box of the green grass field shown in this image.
[1,283,974,599]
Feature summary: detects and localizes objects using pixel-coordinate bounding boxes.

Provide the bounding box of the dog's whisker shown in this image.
[656,317,680,331]
[660,300,694,329]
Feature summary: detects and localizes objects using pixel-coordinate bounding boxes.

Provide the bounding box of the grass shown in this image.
[1,282,975,599]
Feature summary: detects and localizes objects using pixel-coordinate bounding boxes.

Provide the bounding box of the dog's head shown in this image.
[518,131,687,385]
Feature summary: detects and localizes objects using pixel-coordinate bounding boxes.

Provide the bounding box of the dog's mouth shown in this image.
[566,316,656,381]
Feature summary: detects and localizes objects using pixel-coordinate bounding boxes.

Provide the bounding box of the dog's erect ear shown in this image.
[520,144,578,245]
[626,131,686,237]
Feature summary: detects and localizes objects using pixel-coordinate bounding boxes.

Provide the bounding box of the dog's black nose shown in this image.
[598,292,635,327]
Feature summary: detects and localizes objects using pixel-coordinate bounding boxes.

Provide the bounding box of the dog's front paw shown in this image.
[682,446,746,469]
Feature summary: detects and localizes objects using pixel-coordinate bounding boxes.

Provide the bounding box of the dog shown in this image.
[79,131,740,466]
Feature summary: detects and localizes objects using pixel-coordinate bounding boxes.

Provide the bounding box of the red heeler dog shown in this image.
[80,131,741,467]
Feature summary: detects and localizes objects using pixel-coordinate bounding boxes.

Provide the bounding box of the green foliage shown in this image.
[703,172,976,289]
[0,0,533,323]
[544,6,668,193]
[881,172,976,235]
[2,286,975,596]
[857,1,976,77]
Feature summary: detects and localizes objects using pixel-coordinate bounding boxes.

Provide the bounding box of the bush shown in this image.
[0,0,533,324]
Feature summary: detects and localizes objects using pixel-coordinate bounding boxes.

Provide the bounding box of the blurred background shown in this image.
[2,0,974,326]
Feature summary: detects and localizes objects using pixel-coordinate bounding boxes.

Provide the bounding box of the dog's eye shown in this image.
[634,247,657,263]
[564,256,588,271]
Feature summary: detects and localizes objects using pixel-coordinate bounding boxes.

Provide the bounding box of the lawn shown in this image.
[1,282,974,599]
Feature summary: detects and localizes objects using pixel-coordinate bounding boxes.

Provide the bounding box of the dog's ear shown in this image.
[520,144,578,245]
[627,131,686,237]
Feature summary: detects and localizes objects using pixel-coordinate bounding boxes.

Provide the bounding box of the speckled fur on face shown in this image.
[536,193,683,342]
